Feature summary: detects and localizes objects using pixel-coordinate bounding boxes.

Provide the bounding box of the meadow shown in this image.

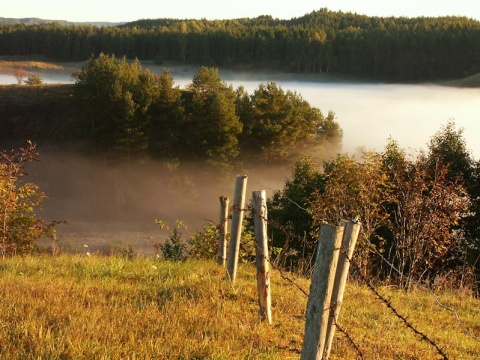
[0,255,478,359]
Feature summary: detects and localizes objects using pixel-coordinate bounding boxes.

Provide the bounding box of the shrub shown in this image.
[157,228,188,261]
[24,74,43,85]
[155,220,189,261]
[189,222,219,260]
[0,142,60,257]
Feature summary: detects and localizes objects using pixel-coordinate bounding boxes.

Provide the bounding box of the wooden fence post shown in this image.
[226,175,248,284]
[252,190,272,324]
[217,196,229,266]
[301,223,344,360]
[324,220,361,359]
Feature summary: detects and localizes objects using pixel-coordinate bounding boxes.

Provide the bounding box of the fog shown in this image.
[147,64,480,159]
[2,64,480,254]
[26,150,293,255]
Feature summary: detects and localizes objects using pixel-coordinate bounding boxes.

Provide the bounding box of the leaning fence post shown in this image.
[217,196,230,266]
[226,175,248,284]
[301,223,344,360]
[253,190,272,324]
[324,220,361,359]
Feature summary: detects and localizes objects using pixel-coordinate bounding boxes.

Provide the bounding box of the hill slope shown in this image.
[0,16,123,26]
[0,255,478,359]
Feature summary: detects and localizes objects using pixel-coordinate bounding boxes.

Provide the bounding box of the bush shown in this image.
[24,74,43,85]
[155,220,189,261]
[157,228,188,261]
[0,142,59,257]
[189,222,219,260]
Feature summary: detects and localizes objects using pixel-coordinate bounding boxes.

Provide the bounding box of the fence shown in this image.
[216,175,479,359]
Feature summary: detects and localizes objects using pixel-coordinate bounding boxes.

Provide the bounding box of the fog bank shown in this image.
[26,150,294,255]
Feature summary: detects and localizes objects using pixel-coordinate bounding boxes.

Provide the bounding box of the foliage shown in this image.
[189,222,219,260]
[186,67,242,167]
[0,142,58,257]
[426,121,479,293]
[121,245,136,260]
[24,74,43,85]
[159,228,188,261]
[267,156,325,272]
[13,67,26,84]
[186,219,255,263]
[238,83,341,162]
[384,149,470,288]
[2,11,480,81]
[155,220,189,261]
[70,56,337,166]
[308,150,392,277]
[267,123,477,287]
[148,69,185,158]
[74,53,159,159]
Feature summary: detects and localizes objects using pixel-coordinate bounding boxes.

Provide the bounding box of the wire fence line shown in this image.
[370,246,480,344]
[341,247,449,360]
[238,208,364,359]
[227,176,480,358]
[251,176,479,340]
[248,201,446,359]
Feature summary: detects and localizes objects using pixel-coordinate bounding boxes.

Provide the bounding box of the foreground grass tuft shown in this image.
[0,255,478,359]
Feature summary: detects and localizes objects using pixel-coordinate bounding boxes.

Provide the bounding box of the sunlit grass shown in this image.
[0,60,65,72]
[0,255,478,359]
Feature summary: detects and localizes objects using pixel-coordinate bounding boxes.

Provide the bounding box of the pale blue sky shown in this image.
[3,0,480,23]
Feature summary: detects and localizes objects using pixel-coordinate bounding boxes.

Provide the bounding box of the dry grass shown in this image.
[0,255,478,359]
[0,60,65,73]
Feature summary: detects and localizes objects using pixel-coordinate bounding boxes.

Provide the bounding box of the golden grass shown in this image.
[0,255,478,359]
[0,60,65,73]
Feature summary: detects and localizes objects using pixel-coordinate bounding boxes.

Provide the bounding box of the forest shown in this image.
[1,54,342,166]
[1,8,480,81]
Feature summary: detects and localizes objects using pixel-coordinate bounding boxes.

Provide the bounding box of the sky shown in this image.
[3,0,480,23]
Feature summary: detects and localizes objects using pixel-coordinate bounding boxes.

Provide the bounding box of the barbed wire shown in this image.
[250,176,309,212]
[341,246,449,360]
[250,175,480,345]
[224,177,479,358]
[370,246,480,344]
[243,202,364,358]
[331,314,364,360]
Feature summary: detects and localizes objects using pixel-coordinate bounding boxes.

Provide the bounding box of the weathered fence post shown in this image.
[324,220,361,359]
[226,175,248,284]
[301,223,344,360]
[217,196,230,266]
[252,190,272,324]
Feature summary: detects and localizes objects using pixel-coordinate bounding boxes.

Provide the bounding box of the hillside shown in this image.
[1,10,480,81]
[0,255,478,359]
[0,17,122,27]
[0,84,76,144]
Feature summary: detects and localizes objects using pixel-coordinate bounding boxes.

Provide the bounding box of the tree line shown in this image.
[2,9,480,81]
[9,54,335,166]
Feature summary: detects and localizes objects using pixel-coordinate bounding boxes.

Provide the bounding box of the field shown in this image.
[0,59,65,72]
[0,255,478,359]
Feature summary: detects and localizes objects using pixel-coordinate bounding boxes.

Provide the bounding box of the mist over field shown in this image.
[2,62,479,254]
[26,149,295,255]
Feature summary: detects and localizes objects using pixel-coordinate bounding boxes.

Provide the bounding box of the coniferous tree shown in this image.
[186,67,242,167]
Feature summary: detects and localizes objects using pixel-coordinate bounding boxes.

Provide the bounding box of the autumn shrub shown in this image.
[0,142,59,257]
[24,74,43,85]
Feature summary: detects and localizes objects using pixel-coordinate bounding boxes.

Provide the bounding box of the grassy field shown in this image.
[0,255,478,359]
[0,59,66,73]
